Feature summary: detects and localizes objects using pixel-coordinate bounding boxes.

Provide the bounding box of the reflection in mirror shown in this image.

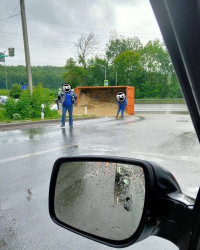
[54,161,145,241]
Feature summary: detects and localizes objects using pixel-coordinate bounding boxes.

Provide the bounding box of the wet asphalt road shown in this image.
[0,104,200,250]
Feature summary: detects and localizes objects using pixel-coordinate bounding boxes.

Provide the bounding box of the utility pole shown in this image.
[4,62,8,96]
[0,52,8,95]
[20,0,33,94]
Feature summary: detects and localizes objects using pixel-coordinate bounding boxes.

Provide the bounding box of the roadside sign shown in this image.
[90,59,94,67]
[104,80,109,86]
[0,52,5,63]
[21,85,28,90]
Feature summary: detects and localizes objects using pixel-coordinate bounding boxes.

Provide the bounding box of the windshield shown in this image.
[0,1,199,250]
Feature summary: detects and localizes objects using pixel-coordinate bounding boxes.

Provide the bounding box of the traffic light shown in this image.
[8,48,15,57]
[8,48,11,56]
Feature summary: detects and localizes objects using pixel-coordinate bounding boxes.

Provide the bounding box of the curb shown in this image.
[0,116,97,129]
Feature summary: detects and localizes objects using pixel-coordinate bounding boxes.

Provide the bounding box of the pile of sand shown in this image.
[77,93,93,107]
[73,92,128,117]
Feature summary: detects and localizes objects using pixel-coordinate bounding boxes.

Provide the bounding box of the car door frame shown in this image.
[150,1,200,249]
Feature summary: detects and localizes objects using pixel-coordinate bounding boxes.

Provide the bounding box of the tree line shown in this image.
[0,65,65,90]
[64,34,183,98]
[0,34,183,99]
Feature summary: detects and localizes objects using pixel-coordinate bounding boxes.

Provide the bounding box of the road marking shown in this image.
[0,144,78,164]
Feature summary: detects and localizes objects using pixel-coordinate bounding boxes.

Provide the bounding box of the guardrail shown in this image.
[135,99,185,104]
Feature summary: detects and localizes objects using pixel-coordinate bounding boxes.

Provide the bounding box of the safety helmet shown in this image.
[116,92,126,102]
[62,83,71,93]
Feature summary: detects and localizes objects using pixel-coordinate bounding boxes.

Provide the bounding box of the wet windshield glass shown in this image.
[0,1,199,250]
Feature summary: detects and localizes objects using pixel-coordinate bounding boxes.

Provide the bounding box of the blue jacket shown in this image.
[117,99,127,108]
[60,91,77,106]
[63,92,73,106]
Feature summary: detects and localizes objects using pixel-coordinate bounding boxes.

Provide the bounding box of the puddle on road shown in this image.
[1,189,33,211]
[26,189,32,201]
[22,128,46,140]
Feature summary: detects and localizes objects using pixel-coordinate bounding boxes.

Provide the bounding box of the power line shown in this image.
[0,31,79,44]
[0,30,158,43]
[26,16,162,37]
[26,17,112,33]
[0,38,95,50]
[0,13,20,22]
[0,2,20,31]
[1,20,161,39]
[0,3,162,39]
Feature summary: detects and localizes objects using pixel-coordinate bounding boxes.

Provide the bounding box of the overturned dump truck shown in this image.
[73,86,135,117]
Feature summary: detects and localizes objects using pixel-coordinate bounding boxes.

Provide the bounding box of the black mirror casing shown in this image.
[149,162,194,250]
[49,156,158,248]
[49,156,194,249]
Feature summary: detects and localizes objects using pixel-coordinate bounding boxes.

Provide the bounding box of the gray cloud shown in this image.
[0,0,162,66]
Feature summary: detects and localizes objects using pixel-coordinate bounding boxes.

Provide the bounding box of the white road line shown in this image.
[0,144,78,164]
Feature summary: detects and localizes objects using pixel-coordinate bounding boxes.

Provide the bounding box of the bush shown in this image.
[44,106,60,118]
[0,108,6,121]
[4,84,59,120]
[31,84,54,118]
[10,83,22,99]
[16,91,33,119]
[5,98,17,119]
[0,89,9,96]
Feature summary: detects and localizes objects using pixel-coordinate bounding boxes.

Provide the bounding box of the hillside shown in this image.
[0,65,65,89]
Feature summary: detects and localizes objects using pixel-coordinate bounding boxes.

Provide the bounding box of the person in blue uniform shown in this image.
[60,83,77,128]
[116,92,127,118]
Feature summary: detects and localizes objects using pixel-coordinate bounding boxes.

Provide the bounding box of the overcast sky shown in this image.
[0,0,163,67]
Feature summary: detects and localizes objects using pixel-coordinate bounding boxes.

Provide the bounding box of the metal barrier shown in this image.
[135,99,185,103]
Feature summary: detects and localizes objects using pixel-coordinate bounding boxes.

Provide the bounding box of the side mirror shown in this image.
[49,156,194,248]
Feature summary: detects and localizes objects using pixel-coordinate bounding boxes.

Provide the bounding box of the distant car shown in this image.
[0,96,8,105]
[50,103,58,110]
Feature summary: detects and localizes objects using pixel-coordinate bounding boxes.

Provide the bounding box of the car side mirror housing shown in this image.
[49,156,194,249]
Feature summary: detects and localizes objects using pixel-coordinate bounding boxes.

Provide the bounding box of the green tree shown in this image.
[141,39,171,75]
[139,39,177,98]
[106,36,143,62]
[86,57,109,86]
[9,83,22,98]
[74,32,99,85]
[113,50,142,86]
[63,58,86,88]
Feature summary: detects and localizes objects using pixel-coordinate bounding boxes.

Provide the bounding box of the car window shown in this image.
[0,1,199,250]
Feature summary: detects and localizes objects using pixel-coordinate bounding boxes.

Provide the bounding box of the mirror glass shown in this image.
[54,161,145,241]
